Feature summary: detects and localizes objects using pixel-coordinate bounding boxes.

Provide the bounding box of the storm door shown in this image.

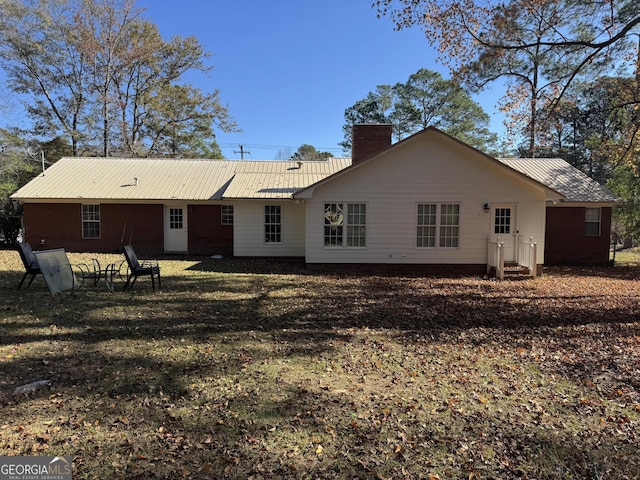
[164,206,188,252]
[491,205,517,262]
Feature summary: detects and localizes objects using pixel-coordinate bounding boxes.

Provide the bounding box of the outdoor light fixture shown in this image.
[484,203,490,212]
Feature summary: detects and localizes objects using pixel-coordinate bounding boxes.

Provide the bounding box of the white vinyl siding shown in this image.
[303,131,548,265]
[234,201,305,257]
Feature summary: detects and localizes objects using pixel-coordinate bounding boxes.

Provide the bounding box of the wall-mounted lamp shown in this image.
[483,203,490,212]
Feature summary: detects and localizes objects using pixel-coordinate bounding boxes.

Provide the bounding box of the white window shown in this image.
[417,203,460,248]
[440,204,460,248]
[347,203,366,247]
[585,207,601,236]
[417,204,437,247]
[169,208,183,229]
[265,205,281,243]
[82,204,100,239]
[221,205,234,225]
[324,203,366,247]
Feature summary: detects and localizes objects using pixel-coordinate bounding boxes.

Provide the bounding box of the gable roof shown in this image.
[11,129,618,206]
[294,127,564,200]
[11,157,351,201]
[497,157,621,204]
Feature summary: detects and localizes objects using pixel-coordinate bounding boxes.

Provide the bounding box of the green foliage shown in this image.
[608,165,640,243]
[373,0,640,153]
[341,69,498,153]
[0,129,40,245]
[0,0,238,158]
[291,144,333,161]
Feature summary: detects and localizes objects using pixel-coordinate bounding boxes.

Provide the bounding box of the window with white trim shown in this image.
[169,208,183,229]
[585,207,601,236]
[82,204,100,239]
[416,203,460,248]
[417,203,437,247]
[440,204,460,247]
[324,202,366,247]
[221,205,234,225]
[265,205,281,243]
[347,203,366,247]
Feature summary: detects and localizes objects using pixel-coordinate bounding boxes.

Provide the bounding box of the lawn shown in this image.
[1,250,639,479]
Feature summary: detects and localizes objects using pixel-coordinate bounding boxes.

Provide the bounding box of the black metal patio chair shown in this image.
[16,242,42,290]
[122,245,161,292]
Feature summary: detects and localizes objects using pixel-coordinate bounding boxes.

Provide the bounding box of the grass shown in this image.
[1,250,639,479]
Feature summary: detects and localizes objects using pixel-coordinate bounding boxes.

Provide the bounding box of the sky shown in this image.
[135,0,508,160]
[0,0,506,160]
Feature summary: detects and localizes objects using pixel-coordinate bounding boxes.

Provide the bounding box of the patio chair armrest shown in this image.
[71,263,89,288]
[73,262,91,276]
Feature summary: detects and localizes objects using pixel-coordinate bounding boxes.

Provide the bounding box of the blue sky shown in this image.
[0,0,506,159]
[138,0,508,160]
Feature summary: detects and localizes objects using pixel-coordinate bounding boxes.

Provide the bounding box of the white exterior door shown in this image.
[164,206,188,252]
[491,205,517,262]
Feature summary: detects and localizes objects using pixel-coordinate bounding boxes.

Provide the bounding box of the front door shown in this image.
[491,205,517,262]
[164,206,188,252]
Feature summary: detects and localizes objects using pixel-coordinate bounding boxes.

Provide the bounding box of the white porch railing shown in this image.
[517,235,538,277]
[487,236,505,280]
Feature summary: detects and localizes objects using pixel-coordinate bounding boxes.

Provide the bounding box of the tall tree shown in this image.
[74,0,142,157]
[0,0,89,155]
[142,84,230,158]
[373,0,640,154]
[0,128,38,245]
[0,0,237,158]
[341,68,498,153]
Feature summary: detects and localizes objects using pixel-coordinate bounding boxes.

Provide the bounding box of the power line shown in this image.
[222,143,344,153]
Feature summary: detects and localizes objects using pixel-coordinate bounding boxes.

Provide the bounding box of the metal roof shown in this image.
[11,153,618,205]
[497,157,621,204]
[11,157,351,201]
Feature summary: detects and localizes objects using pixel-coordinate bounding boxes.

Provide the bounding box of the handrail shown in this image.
[517,235,538,276]
[487,236,505,280]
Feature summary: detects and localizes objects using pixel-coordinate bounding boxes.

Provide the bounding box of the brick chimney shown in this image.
[351,123,393,164]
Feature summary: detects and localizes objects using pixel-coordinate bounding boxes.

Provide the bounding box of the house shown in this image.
[11,125,620,274]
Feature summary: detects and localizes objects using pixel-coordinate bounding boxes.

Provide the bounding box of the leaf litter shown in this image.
[0,254,639,479]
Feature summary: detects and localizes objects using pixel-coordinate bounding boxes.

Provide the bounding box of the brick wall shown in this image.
[22,203,234,255]
[544,206,612,265]
[23,203,163,254]
[351,124,393,164]
[187,204,233,255]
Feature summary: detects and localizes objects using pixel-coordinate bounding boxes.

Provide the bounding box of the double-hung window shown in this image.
[440,204,460,247]
[417,204,437,247]
[221,205,234,225]
[416,203,460,248]
[585,207,601,236]
[82,204,100,239]
[265,205,281,243]
[324,202,366,247]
